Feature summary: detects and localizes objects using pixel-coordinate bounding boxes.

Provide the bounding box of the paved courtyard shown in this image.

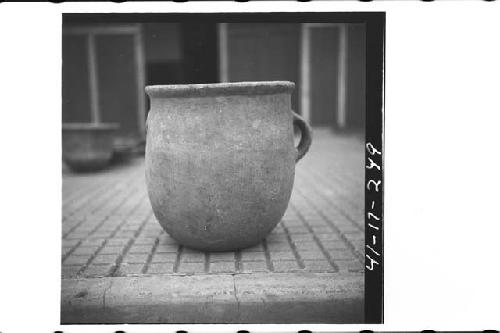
[61,128,365,324]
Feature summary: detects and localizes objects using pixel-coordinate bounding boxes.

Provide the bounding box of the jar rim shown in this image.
[145,81,295,98]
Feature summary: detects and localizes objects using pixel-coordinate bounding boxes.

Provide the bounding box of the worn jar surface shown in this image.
[145,81,311,251]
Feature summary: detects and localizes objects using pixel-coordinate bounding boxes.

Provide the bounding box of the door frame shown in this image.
[300,23,348,127]
[217,23,229,83]
[63,24,146,137]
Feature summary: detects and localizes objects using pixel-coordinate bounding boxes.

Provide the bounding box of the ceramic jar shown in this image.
[145,81,312,251]
[62,123,119,172]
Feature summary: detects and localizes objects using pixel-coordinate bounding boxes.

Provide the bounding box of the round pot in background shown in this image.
[145,81,312,251]
[62,123,119,172]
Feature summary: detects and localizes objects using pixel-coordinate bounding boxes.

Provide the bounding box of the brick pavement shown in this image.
[61,128,365,323]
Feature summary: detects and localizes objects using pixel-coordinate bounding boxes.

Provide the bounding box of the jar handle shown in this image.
[292,111,312,163]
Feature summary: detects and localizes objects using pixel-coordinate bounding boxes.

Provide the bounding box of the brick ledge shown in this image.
[61,272,364,324]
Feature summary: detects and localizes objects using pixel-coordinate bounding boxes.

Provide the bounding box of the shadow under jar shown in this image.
[145,81,312,251]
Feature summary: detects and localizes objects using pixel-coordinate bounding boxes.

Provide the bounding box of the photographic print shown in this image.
[60,12,384,324]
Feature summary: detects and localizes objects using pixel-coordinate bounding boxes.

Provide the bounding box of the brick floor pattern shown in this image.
[62,130,364,279]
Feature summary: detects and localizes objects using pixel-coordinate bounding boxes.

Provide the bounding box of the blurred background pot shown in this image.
[62,123,119,172]
[145,81,312,251]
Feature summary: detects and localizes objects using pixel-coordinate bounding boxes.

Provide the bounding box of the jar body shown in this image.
[145,83,296,251]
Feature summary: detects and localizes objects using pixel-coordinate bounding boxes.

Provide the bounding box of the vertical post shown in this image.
[135,25,146,137]
[300,24,311,124]
[337,24,348,129]
[218,23,229,83]
[87,33,100,123]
